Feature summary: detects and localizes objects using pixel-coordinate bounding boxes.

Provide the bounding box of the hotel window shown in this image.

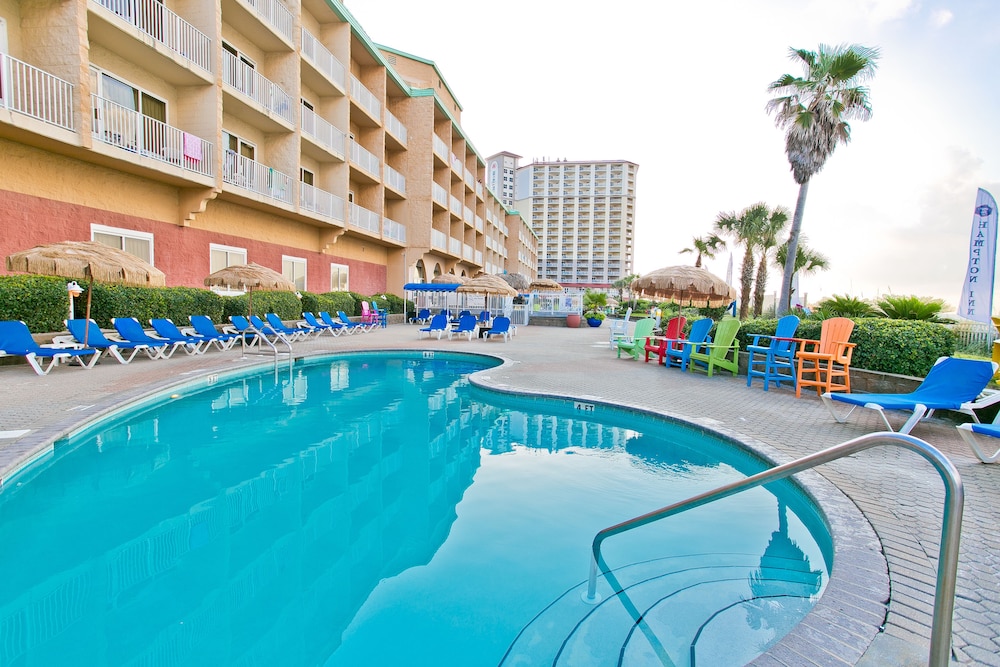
[92,225,153,264]
[330,263,349,291]
[90,68,166,152]
[210,244,246,273]
[283,256,306,291]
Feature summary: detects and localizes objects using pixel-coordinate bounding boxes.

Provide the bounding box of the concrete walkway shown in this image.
[1,322,998,665]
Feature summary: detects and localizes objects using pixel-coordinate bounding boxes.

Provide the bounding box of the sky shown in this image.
[345,0,1000,310]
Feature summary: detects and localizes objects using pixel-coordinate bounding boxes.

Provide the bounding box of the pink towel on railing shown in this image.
[183,132,202,161]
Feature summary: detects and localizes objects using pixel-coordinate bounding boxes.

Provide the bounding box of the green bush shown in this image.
[221,290,302,320]
[0,275,73,332]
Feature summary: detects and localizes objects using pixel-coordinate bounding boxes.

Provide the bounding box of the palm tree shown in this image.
[612,273,640,307]
[776,237,830,307]
[766,43,879,315]
[751,206,790,318]
[679,233,726,268]
[714,203,768,320]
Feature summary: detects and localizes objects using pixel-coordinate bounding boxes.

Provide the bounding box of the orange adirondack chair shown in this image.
[794,317,857,398]
[643,316,687,364]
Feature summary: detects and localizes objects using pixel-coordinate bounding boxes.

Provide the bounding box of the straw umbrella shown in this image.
[431,273,466,284]
[528,278,563,293]
[5,240,166,344]
[457,274,518,297]
[631,265,735,308]
[499,272,530,291]
[203,262,295,317]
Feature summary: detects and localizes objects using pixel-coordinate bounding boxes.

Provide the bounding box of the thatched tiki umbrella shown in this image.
[631,265,736,308]
[456,274,519,297]
[528,278,563,292]
[499,272,530,291]
[431,273,466,284]
[203,262,295,317]
[5,240,166,344]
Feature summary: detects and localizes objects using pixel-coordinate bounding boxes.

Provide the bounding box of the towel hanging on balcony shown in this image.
[183,132,202,161]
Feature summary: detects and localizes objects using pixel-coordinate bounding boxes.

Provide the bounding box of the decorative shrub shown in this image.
[220,290,302,320]
[0,275,73,333]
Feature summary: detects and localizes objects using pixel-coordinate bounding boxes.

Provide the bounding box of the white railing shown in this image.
[384,108,407,145]
[0,54,74,130]
[349,140,380,178]
[463,244,473,261]
[349,202,380,234]
[432,182,449,207]
[948,321,998,355]
[222,51,293,124]
[449,195,462,217]
[383,217,406,243]
[222,150,293,204]
[464,167,475,188]
[476,181,484,198]
[432,134,448,159]
[300,104,345,158]
[463,206,474,224]
[91,95,214,177]
[94,0,212,73]
[383,164,405,193]
[300,182,345,222]
[449,237,462,257]
[431,229,447,250]
[475,215,484,232]
[245,0,293,42]
[349,75,381,120]
[300,28,345,90]
[450,153,463,173]
[475,250,483,264]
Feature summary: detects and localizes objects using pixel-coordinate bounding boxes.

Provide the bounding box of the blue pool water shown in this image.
[0,353,830,666]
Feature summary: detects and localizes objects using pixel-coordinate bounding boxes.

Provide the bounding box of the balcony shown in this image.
[91,95,215,179]
[432,134,448,161]
[384,108,407,148]
[349,140,380,181]
[223,150,292,205]
[475,250,483,265]
[222,51,294,129]
[349,202,380,235]
[431,229,447,251]
[382,217,406,244]
[463,206,474,225]
[383,164,406,195]
[349,75,381,124]
[222,0,293,50]
[449,237,462,257]
[301,105,345,161]
[449,195,462,218]
[300,28,346,95]
[0,54,74,132]
[463,244,474,261]
[300,182,345,224]
[432,182,449,209]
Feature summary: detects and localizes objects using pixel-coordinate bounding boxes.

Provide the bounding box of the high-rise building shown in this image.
[486,151,521,209]
[514,159,637,290]
[0,1,536,296]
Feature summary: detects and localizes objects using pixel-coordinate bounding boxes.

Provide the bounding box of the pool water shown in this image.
[0,354,830,666]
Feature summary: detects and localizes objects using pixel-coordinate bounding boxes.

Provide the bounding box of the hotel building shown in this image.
[514,159,637,290]
[0,0,536,296]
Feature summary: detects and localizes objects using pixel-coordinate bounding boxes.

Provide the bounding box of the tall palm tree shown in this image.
[679,233,726,268]
[714,203,768,320]
[775,237,830,306]
[752,206,790,318]
[766,43,879,315]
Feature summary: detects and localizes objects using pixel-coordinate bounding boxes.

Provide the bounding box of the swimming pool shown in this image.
[0,352,831,666]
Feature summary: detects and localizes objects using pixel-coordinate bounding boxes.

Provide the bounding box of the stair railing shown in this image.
[584,432,963,667]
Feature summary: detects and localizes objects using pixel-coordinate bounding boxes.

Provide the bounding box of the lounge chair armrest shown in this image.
[49,335,85,349]
[959,389,1000,422]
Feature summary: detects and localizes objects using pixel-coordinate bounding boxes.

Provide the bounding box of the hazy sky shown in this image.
[345,0,1000,310]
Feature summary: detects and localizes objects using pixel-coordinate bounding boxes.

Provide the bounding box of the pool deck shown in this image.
[1,321,998,666]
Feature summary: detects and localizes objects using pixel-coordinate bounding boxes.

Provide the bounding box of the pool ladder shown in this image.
[585,432,963,667]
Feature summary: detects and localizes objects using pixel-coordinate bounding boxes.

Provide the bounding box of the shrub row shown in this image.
[0,276,405,333]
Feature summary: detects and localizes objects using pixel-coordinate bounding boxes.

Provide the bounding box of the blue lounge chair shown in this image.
[821,357,999,434]
[113,317,189,358]
[66,318,161,363]
[484,316,512,342]
[301,312,343,337]
[337,311,369,334]
[746,315,800,391]
[478,310,491,326]
[189,315,242,351]
[410,308,431,325]
[264,313,312,340]
[418,313,449,339]
[957,423,1000,464]
[226,315,272,349]
[0,320,101,375]
[317,312,349,336]
[150,318,208,354]
[663,318,713,371]
[448,314,477,341]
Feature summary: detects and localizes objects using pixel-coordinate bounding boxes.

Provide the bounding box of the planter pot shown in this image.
[587,317,603,328]
[566,313,581,328]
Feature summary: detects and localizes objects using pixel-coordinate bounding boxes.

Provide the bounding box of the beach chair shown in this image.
[685,318,742,377]
[0,320,101,375]
[189,315,242,351]
[957,423,1000,464]
[663,318,714,372]
[795,317,856,397]
[360,301,379,328]
[113,317,192,357]
[822,357,998,434]
[448,314,478,341]
[300,312,343,337]
[65,318,162,363]
[410,308,431,325]
[317,311,349,336]
[484,316,512,342]
[264,313,313,340]
[150,318,208,354]
[644,316,686,364]
[337,311,370,334]
[615,318,656,361]
[746,315,800,391]
[418,313,449,339]
[608,307,633,350]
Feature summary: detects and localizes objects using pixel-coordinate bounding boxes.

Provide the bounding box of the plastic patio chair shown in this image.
[663,318,714,371]
[615,318,656,361]
[418,313,449,339]
[685,318,742,377]
[0,320,101,375]
[644,316,686,364]
[448,314,477,341]
[608,307,633,350]
[746,315,800,391]
[484,316,512,342]
[794,317,856,398]
[65,318,161,363]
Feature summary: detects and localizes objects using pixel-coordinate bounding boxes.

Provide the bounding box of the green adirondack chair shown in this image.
[615,318,657,361]
[686,317,742,377]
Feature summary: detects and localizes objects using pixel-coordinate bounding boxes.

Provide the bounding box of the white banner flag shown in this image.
[958,188,998,323]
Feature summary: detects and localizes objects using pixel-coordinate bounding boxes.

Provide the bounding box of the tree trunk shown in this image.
[753,257,768,318]
[779,180,810,315]
[739,250,755,320]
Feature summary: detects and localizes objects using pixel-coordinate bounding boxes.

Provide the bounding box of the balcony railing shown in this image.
[475,250,483,264]
[432,182,449,207]
[476,181,483,198]
[300,182,345,223]
[450,154,463,173]
[383,164,405,194]
[91,95,214,177]
[301,104,345,158]
[222,150,292,204]
[475,215,483,232]
[0,54,74,130]
[245,0,293,42]
[222,51,293,124]
[384,108,407,146]
[431,229,447,251]
[449,237,462,257]
[432,134,448,159]
[463,244,473,261]
[349,140,379,178]
[463,206,474,224]
[449,195,462,217]
[349,75,381,120]
[383,217,406,243]
[94,0,212,73]
[300,28,345,90]
[349,202,380,234]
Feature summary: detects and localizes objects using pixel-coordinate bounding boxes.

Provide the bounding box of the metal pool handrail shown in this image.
[584,432,963,667]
